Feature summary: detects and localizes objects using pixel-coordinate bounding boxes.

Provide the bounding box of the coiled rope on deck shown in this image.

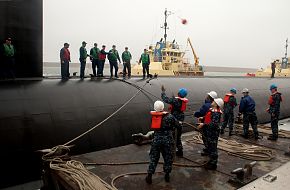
[50,159,116,190]
[187,134,275,161]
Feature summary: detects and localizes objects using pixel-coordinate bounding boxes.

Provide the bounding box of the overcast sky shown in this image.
[44,0,289,68]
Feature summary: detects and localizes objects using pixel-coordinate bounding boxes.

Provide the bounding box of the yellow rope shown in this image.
[187,134,275,161]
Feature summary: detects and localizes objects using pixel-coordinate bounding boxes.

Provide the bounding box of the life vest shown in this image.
[63,48,70,61]
[141,53,150,64]
[204,108,222,125]
[268,92,282,105]
[223,93,234,103]
[150,111,168,129]
[99,51,106,60]
[169,97,189,112]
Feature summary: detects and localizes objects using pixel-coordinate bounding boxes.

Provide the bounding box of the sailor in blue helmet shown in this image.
[161,85,189,157]
[267,84,282,140]
[220,88,237,136]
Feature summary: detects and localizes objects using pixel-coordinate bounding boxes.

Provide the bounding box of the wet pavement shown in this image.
[73,126,290,190]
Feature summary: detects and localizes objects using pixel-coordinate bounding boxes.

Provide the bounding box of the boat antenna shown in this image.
[285,38,288,58]
[161,8,173,44]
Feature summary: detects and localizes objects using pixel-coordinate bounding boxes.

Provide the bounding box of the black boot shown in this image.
[268,135,278,141]
[204,162,217,170]
[242,134,248,139]
[229,130,233,136]
[165,173,170,182]
[145,173,152,184]
[220,128,224,135]
[176,150,183,157]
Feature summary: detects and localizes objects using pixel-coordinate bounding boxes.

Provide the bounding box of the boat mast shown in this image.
[161,8,172,44]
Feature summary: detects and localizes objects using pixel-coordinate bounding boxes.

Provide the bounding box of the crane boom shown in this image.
[187,37,199,67]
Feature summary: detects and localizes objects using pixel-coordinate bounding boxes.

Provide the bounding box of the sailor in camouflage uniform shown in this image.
[161,85,188,157]
[146,101,180,184]
[239,88,260,139]
[267,84,282,140]
[198,98,224,170]
[220,88,237,136]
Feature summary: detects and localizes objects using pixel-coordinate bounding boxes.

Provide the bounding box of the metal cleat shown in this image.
[228,161,257,186]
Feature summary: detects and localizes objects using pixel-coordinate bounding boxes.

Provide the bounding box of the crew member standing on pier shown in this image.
[220,88,237,136]
[60,42,71,80]
[139,49,150,79]
[239,88,260,139]
[79,41,89,79]
[161,85,188,157]
[146,101,179,184]
[122,47,132,79]
[108,45,121,78]
[98,45,108,77]
[267,84,282,140]
[194,91,217,156]
[90,43,100,77]
[198,98,223,170]
[271,61,276,78]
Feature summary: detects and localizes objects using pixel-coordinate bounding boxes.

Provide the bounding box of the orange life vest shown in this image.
[268,91,282,105]
[223,93,234,103]
[150,111,168,129]
[169,97,189,112]
[204,108,222,125]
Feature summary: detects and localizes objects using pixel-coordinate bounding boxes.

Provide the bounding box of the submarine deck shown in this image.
[72,121,290,190]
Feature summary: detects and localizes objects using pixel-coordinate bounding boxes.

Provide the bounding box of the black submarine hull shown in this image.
[0,77,290,187]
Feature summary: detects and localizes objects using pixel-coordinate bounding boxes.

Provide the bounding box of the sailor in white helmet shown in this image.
[194,91,218,156]
[146,100,180,184]
[197,98,223,170]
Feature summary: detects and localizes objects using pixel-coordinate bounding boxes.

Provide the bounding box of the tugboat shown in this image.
[131,9,204,77]
[255,39,289,77]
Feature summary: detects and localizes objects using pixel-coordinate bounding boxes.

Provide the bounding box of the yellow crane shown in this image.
[187,37,199,67]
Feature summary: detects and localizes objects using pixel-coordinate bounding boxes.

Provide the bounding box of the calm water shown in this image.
[43,65,247,77]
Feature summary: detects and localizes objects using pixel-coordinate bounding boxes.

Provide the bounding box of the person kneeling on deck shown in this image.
[146,100,180,184]
[194,91,218,156]
[220,88,237,136]
[267,84,282,140]
[161,85,188,157]
[197,98,223,170]
[239,88,260,139]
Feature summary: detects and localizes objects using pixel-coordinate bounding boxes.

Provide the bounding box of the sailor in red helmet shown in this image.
[146,100,180,184]
[198,98,224,170]
[161,85,189,157]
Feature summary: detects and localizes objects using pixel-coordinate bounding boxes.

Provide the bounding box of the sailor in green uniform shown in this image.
[121,47,132,79]
[108,45,121,78]
[90,43,100,77]
[1,37,15,79]
[139,49,150,79]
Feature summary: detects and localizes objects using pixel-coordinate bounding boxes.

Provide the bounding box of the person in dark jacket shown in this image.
[59,43,71,80]
[161,85,188,157]
[267,84,282,140]
[98,45,108,77]
[271,61,276,78]
[194,91,218,156]
[122,47,132,79]
[198,98,223,170]
[108,45,121,78]
[146,100,180,184]
[239,88,259,139]
[90,43,100,77]
[139,49,150,79]
[79,41,89,79]
[220,88,238,136]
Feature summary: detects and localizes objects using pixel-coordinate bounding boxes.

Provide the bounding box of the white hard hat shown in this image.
[242,88,249,93]
[214,98,224,109]
[207,91,218,99]
[154,100,164,112]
